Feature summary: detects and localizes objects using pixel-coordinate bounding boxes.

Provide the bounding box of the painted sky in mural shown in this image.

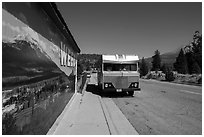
[2,9,77,89]
[3,9,60,62]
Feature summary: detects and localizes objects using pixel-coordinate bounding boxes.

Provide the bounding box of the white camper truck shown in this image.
[98,54,141,96]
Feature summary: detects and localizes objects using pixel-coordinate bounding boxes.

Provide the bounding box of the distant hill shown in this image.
[142,47,182,69]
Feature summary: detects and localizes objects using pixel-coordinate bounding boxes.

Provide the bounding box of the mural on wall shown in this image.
[2,3,79,135]
[2,8,76,88]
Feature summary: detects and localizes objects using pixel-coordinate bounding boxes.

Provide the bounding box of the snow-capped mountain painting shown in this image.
[2,9,68,88]
[2,39,61,76]
[2,38,63,88]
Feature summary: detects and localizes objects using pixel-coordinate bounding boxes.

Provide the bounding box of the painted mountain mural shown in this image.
[2,38,62,88]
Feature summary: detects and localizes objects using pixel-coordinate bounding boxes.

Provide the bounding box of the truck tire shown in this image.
[98,84,102,91]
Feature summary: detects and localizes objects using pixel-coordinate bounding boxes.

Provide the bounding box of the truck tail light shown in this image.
[104,83,114,89]
[105,83,108,88]
[129,82,139,88]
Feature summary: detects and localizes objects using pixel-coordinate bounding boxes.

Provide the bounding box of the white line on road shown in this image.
[179,90,202,95]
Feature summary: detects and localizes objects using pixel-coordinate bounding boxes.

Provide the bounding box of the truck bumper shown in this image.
[102,88,141,93]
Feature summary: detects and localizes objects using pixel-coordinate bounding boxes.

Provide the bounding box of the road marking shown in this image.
[179,90,202,95]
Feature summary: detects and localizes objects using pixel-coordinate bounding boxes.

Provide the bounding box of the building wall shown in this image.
[2,2,80,135]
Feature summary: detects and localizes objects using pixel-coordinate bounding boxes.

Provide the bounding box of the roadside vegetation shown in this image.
[77,54,102,73]
[140,31,202,85]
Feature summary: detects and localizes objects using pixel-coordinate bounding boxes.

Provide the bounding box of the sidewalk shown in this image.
[47,92,110,135]
[47,80,138,135]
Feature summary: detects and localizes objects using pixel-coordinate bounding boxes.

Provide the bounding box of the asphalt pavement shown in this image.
[112,79,202,135]
[47,73,202,135]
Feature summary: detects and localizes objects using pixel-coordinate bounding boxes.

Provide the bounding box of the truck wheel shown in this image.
[98,84,102,91]
[128,91,134,96]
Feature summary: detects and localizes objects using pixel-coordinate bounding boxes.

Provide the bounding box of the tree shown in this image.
[192,31,202,72]
[184,31,202,74]
[165,67,175,82]
[140,57,149,77]
[185,52,194,74]
[173,49,188,74]
[151,50,161,72]
[161,63,168,74]
[77,54,102,72]
[191,61,201,74]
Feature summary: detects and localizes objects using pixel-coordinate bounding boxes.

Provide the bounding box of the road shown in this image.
[88,73,202,135]
[112,79,202,135]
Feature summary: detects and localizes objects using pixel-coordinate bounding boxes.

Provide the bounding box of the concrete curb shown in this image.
[98,96,118,135]
[98,96,139,135]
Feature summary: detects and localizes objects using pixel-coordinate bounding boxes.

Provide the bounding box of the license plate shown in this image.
[116,89,122,92]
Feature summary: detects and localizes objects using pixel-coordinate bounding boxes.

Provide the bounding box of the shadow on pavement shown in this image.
[86,84,100,95]
[86,84,133,98]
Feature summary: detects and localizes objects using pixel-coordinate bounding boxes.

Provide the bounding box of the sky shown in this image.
[56,2,201,58]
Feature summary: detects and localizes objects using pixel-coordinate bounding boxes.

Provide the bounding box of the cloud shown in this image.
[2,21,22,42]
[2,21,21,33]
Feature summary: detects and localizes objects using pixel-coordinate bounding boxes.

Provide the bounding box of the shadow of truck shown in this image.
[86,84,133,98]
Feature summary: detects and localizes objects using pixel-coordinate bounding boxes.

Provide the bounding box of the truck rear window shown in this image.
[104,63,137,71]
